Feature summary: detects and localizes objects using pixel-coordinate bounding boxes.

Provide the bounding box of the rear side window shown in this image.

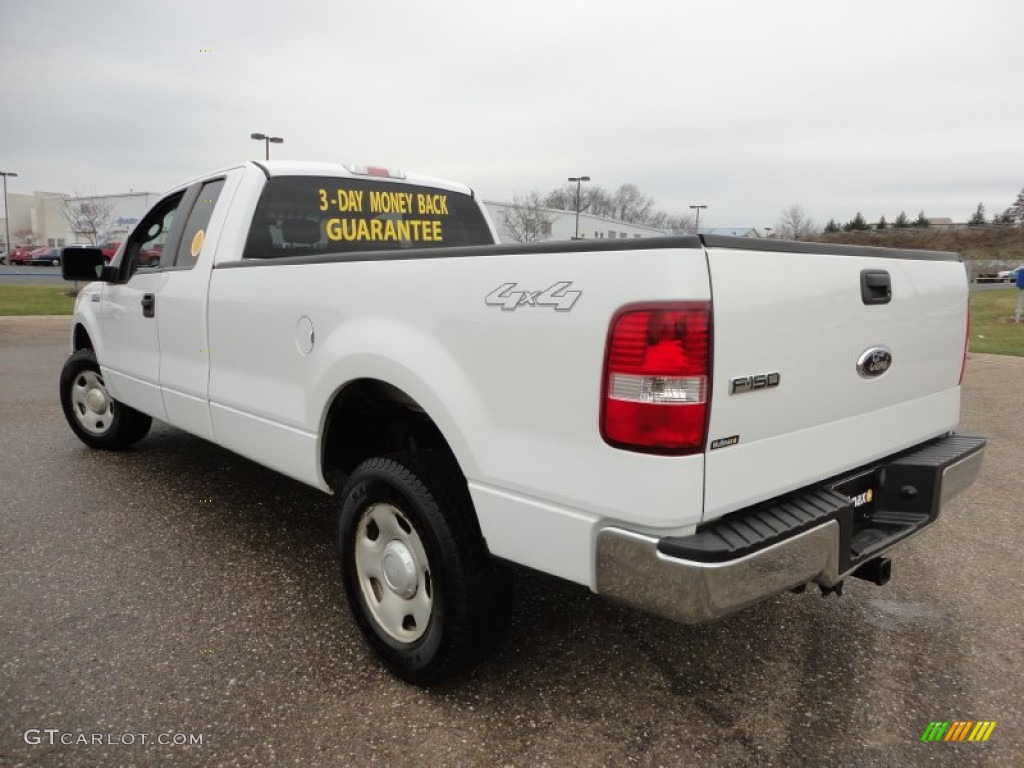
[243,176,493,259]
[173,178,225,268]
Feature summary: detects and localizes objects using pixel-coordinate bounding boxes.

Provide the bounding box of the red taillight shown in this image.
[601,303,712,454]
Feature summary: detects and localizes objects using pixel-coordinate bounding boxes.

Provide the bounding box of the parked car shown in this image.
[140,245,162,266]
[8,245,39,265]
[97,241,160,266]
[99,241,122,261]
[29,247,63,266]
[997,265,1023,282]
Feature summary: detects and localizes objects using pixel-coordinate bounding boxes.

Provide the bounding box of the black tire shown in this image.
[59,348,152,450]
[337,452,512,686]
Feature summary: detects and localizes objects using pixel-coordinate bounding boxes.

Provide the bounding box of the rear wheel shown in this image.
[59,349,152,450]
[337,452,512,685]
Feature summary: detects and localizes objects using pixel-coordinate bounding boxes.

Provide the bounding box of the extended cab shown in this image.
[59,161,986,684]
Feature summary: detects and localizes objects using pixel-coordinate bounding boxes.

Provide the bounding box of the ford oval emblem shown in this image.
[857,347,893,378]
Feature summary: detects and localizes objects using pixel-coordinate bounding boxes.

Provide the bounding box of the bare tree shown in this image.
[611,184,656,224]
[61,196,114,245]
[501,193,554,243]
[543,185,615,218]
[543,182,685,228]
[542,185,576,212]
[652,211,696,232]
[775,205,817,240]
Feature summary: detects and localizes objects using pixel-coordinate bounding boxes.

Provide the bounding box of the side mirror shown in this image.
[61,247,108,282]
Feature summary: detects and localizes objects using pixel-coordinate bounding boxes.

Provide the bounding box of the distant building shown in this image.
[698,227,761,238]
[1,192,66,248]
[2,190,160,247]
[67,192,162,243]
[484,201,668,243]
[925,217,956,230]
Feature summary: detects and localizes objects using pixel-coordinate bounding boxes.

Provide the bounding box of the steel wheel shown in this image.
[60,348,152,450]
[354,502,433,643]
[337,453,513,685]
[70,369,114,435]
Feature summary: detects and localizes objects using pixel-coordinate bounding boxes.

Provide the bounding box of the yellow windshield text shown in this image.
[326,218,443,243]
[317,187,449,243]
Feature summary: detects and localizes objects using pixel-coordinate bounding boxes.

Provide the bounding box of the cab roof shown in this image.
[255,161,475,197]
[165,161,476,199]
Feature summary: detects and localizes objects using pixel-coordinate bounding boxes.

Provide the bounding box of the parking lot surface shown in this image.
[1,316,1022,767]
[0,266,65,286]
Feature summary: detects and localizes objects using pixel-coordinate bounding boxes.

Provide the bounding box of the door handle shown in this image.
[141,293,155,318]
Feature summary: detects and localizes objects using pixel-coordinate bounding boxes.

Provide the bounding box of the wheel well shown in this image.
[321,379,459,492]
[73,324,93,351]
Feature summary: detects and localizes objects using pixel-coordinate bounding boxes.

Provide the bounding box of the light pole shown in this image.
[568,175,590,239]
[1,170,17,260]
[689,204,707,234]
[764,227,774,238]
[250,133,284,160]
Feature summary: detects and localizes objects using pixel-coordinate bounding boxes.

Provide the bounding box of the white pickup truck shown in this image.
[59,161,986,685]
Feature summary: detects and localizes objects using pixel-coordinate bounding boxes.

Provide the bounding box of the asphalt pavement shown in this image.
[0,266,66,285]
[1,316,1022,767]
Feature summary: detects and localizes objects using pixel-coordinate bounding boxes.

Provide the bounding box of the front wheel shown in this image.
[59,349,152,450]
[337,452,512,686]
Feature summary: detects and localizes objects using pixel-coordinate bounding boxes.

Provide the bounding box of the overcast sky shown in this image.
[2,0,1021,229]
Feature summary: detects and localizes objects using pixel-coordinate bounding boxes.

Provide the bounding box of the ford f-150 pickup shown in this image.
[59,161,986,685]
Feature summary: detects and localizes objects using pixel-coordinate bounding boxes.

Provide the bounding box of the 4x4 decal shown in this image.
[485,281,582,311]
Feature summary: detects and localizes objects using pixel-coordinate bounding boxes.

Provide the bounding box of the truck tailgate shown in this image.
[702,238,968,521]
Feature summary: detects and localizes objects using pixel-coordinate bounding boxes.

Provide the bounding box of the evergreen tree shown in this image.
[913,211,930,228]
[824,218,841,233]
[993,208,1014,225]
[877,215,888,230]
[967,203,986,226]
[843,212,869,231]
[1009,188,1024,225]
[894,211,910,228]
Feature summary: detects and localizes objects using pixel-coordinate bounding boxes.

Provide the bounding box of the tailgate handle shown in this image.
[860,270,891,305]
[141,293,155,318]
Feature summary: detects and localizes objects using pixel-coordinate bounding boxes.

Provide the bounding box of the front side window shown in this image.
[123,193,183,274]
[243,176,493,259]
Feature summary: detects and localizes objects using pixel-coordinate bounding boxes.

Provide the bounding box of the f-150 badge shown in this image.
[730,372,780,394]
[485,281,582,311]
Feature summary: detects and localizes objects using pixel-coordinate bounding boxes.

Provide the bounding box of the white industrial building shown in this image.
[484,201,669,243]
[2,191,160,248]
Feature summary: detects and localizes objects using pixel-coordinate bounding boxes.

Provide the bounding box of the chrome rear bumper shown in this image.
[595,433,986,624]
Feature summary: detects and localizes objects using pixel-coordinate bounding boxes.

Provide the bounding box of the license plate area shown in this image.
[832,470,879,522]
